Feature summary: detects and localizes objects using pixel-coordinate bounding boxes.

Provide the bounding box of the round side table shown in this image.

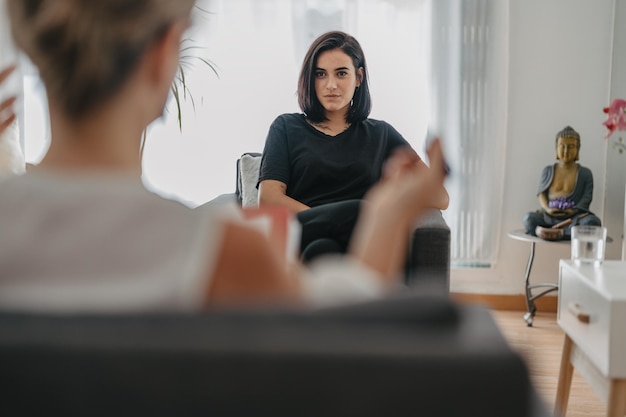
[508,229,565,326]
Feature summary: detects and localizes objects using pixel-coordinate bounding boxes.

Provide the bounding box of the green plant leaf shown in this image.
[168,38,219,132]
[171,82,182,132]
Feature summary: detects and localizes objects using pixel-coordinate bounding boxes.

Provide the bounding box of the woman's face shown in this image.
[314,48,362,117]
[556,136,579,163]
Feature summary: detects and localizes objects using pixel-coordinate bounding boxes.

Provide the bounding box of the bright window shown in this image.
[142,0,433,206]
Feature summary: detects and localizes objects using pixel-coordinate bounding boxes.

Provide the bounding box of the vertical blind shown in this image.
[431,0,509,266]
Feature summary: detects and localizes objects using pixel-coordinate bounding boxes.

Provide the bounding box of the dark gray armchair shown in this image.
[231,152,451,293]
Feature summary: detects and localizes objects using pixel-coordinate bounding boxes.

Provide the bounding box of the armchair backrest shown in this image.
[236,152,262,207]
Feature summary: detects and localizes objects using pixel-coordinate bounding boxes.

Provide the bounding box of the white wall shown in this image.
[451,0,616,294]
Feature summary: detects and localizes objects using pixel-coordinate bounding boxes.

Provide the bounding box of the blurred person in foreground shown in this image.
[0,0,446,313]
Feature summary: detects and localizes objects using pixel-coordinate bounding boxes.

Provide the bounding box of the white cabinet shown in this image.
[558,260,626,378]
[555,260,626,417]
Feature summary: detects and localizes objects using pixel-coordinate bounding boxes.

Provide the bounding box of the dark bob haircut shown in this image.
[297,31,372,124]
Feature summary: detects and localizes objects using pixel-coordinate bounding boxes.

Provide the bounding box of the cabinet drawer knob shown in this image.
[568,302,590,324]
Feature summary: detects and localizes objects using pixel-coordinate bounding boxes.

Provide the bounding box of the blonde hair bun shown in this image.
[7,0,195,118]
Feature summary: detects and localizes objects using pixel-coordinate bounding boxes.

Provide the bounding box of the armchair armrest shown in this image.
[405,209,451,294]
[201,193,239,208]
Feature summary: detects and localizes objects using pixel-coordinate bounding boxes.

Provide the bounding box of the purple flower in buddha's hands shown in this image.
[549,197,575,211]
[603,98,626,138]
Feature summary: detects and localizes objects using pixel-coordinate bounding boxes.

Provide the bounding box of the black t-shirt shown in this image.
[258,113,414,208]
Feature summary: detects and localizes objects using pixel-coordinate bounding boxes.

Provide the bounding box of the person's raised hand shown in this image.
[0,65,18,135]
[367,138,447,221]
[382,146,421,181]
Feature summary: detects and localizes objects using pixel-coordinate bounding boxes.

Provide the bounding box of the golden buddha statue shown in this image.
[522,126,601,239]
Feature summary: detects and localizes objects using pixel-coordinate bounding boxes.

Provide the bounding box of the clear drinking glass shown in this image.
[571,225,607,266]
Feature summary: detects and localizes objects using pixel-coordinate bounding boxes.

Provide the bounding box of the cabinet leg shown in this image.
[554,335,574,417]
[607,379,626,417]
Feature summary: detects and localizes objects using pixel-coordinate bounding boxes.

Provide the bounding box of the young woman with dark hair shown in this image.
[258,31,449,262]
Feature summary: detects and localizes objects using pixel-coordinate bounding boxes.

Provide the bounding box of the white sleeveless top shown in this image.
[0,172,234,313]
[0,172,386,313]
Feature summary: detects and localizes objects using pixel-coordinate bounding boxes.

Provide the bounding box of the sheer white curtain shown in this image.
[431,0,509,266]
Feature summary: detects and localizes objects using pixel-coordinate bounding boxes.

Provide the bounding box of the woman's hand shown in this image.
[382,146,420,180]
[0,65,18,135]
[350,139,447,280]
[381,143,449,210]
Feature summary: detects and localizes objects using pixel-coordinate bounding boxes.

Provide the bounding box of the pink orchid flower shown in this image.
[603,98,626,138]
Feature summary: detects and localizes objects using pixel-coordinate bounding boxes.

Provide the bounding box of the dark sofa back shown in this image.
[0,295,538,417]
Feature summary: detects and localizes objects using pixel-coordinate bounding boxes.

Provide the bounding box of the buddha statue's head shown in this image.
[555,125,580,162]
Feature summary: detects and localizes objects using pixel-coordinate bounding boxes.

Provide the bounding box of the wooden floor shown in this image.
[491,310,607,417]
